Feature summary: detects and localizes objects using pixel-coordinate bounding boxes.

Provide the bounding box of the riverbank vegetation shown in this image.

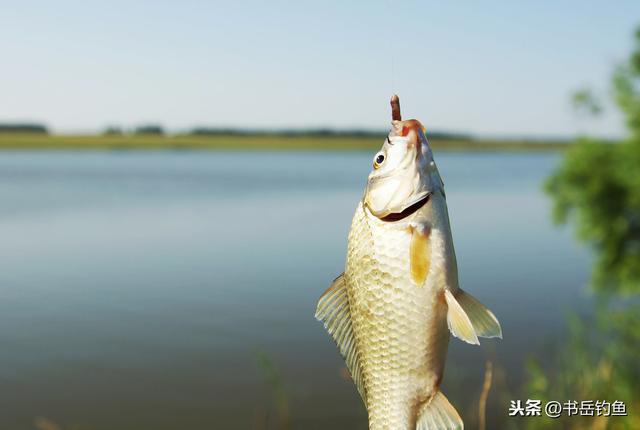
[525,25,640,430]
[0,133,573,151]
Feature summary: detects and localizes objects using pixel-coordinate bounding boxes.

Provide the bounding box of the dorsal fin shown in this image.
[315,274,367,406]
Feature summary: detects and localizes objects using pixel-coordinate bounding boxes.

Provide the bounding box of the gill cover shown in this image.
[364,96,443,219]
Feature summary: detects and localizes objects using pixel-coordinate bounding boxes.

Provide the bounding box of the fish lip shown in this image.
[378,192,431,222]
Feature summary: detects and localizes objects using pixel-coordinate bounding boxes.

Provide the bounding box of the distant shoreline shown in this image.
[0,134,573,152]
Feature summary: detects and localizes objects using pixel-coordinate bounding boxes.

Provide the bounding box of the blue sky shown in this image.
[1,1,638,137]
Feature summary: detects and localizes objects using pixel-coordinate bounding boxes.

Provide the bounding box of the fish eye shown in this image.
[373,152,385,169]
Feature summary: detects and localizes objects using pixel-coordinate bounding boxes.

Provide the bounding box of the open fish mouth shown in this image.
[380,193,431,222]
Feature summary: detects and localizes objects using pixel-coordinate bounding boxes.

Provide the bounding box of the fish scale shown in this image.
[346,202,447,430]
[316,101,501,430]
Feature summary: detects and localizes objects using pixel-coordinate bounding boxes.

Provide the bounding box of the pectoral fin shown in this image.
[444,289,502,344]
[410,224,431,286]
[314,274,367,406]
[416,390,463,430]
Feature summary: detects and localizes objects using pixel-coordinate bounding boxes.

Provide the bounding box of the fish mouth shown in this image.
[379,192,431,222]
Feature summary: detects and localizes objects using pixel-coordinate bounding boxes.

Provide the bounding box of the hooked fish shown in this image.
[315,95,502,430]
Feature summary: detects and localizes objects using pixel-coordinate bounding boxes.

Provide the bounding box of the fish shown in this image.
[315,95,502,430]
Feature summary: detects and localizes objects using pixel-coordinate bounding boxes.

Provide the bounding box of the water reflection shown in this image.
[0,150,586,429]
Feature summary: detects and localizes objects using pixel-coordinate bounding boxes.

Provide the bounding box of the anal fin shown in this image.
[417,390,464,430]
[314,273,367,406]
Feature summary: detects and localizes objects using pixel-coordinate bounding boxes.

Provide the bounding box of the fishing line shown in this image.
[391,47,395,95]
[387,0,396,95]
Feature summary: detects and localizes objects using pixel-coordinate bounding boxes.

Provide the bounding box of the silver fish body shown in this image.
[346,193,453,429]
[316,96,501,430]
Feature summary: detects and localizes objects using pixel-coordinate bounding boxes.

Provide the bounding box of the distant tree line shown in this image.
[103,125,165,136]
[188,127,471,140]
[0,121,470,140]
[135,125,164,135]
[0,123,48,134]
[99,124,471,140]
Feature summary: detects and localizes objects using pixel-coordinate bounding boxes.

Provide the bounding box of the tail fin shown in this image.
[417,391,463,430]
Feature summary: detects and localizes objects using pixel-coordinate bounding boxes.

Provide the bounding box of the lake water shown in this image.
[0,150,591,429]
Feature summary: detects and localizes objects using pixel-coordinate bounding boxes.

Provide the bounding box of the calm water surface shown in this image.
[0,151,590,429]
